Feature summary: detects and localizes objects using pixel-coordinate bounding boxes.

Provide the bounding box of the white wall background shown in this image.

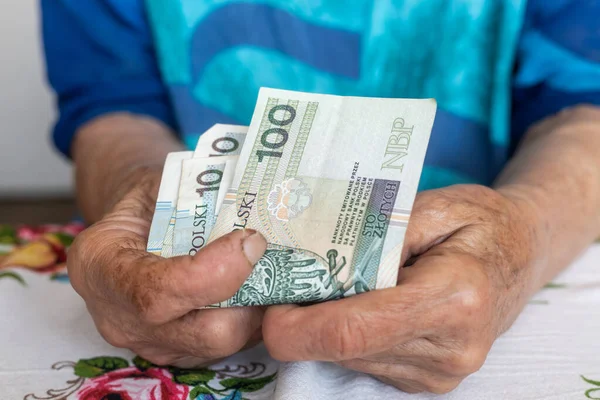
[0,2,73,198]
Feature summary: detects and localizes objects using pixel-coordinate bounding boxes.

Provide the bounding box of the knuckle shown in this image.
[454,285,487,315]
[444,347,487,377]
[214,332,244,357]
[445,263,491,320]
[201,316,246,358]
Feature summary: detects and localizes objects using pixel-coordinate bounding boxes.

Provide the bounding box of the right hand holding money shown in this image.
[67,170,268,367]
[261,185,540,394]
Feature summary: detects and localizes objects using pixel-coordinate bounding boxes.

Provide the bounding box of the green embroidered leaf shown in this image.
[52,232,75,247]
[133,356,156,371]
[220,373,277,392]
[543,282,566,289]
[0,225,18,245]
[586,388,600,400]
[74,357,129,378]
[0,271,26,286]
[173,369,216,385]
[583,375,600,387]
[190,385,213,399]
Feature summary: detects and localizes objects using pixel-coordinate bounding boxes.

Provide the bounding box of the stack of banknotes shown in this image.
[147,88,437,307]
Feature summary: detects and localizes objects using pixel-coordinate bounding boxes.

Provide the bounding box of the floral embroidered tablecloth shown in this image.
[1,223,599,400]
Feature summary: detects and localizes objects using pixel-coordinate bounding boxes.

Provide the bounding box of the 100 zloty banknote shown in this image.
[149,90,436,308]
[208,88,437,307]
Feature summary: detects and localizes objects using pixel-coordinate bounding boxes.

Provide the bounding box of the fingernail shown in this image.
[242,230,267,265]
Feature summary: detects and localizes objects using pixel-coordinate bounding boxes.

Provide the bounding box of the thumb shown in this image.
[184,229,267,306]
[141,229,267,322]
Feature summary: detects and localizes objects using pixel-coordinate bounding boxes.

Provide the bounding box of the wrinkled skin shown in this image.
[67,176,268,368]
[263,185,541,394]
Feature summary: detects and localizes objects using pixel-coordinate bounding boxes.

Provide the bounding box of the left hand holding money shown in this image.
[262,185,542,394]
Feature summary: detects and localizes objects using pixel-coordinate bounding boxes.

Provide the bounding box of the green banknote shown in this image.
[208,88,437,307]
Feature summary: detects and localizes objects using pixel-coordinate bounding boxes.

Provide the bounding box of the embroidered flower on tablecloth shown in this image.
[16,222,84,242]
[25,356,277,400]
[0,222,84,285]
[76,366,189,400]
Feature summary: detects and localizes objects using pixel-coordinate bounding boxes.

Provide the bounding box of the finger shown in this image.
[151,306,265,362]
[263,250,479,362]
[339,359,461,395]
[130,345,229,369]
[263,284,434,362]
[130,345,192,368]
[105,229,267,324]
[89,299,265,366]
[96,214,154,248]
[363,338,467,377]
[362,337,441,366]
[362,335,487,379]
[66,217,153,296]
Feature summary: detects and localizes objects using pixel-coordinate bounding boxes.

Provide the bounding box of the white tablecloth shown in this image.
[1,237,599,399]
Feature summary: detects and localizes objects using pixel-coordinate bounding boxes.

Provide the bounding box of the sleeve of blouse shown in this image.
[511,0,600,149]
[40,0,178,157]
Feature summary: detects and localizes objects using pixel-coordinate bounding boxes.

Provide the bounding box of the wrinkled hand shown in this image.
[263,185,541,394]
[68,173,267,368]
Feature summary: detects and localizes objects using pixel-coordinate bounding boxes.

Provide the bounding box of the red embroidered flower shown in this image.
[16,222,84,242]
[76,367,189,400]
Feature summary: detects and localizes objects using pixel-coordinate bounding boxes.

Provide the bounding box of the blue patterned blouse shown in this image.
[41,0,600,191]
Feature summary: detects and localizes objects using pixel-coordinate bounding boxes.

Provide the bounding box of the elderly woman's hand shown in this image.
[262,185,542,394]
[67,171,268,368]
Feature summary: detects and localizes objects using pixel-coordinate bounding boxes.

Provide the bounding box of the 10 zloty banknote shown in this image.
[172,156,237,257]
[147,151,192,256]
[147,125,248,257]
